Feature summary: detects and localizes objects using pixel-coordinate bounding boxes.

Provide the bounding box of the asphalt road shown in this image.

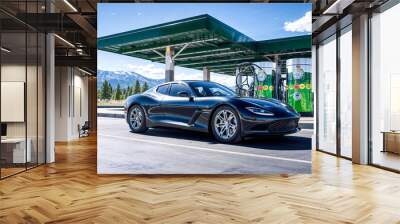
[97,117,312,174]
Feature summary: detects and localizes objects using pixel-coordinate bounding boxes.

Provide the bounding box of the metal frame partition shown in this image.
[367,0,400,173]
[367,10,373,167]
[315,0,400,173]
[336,26,341,158]
[338,24,353,160]
[0,19,2,179]
[315,31,338,157]
[314,17,353,161]
[0,1,47,180]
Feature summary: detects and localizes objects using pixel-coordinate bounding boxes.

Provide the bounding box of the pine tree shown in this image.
[123,87,128,99]
[127,86,133,96]
[115,83,122,100]
[122,88,126,99]
[134,80,141,94]
[101,80,112,100]
[100,80,106,99]
[142,82,149,92]
[97,90,101,100]
[108,82,113,96]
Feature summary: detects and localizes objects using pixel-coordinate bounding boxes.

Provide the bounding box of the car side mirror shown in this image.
[177,91,189,97]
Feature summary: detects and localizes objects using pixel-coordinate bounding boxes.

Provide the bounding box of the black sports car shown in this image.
[124,80,300,143]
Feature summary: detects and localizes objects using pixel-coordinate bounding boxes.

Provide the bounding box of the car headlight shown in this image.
[246,107,274,116]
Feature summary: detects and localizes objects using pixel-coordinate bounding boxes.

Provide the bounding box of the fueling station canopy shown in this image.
[98,14,311,77]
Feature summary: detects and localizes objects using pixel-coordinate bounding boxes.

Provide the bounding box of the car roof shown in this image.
[161,80,215,85]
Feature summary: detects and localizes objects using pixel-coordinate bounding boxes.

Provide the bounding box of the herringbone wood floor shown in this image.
[1,135,400,224]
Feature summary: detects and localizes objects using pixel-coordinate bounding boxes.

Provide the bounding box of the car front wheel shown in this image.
[128,105,148,133]
[211,106,242,143]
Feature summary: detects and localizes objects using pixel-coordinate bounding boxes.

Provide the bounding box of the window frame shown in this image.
[156,84,170,95]
[315,22,353,161]
[168,83,193,97]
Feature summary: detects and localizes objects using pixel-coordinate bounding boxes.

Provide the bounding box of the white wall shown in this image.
[55,66,69,141]
[71,72,89,138]
[54,67,89,141]
[1,64,27,138]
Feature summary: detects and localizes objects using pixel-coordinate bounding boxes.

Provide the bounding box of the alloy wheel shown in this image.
[214,109,238,140]
[129,107,143,130]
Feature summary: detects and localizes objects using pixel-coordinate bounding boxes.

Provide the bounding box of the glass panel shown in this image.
[371,3,400,171]
[317,35,337,154]
[0,1,46,178]
[1,30,27,177]
[339,26,352,158]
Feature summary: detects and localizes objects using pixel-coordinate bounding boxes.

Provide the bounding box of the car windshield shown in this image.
[189,82,236,97]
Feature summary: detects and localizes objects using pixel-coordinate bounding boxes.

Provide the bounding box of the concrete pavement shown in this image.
[97,117,312,174]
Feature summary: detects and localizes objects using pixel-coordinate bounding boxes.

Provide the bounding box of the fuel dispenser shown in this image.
[235,59,313,115]
[286,58,313,114]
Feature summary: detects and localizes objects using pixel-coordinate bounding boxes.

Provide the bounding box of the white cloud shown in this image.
[126,64,164,79]
[175,72,235,88]
[125,64,236,88]
[284,11,311,33]
[210,73,236,88]
[175,72,202,81]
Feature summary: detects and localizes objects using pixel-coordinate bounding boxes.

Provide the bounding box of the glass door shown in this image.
[339,25,352,158]
[0,1,46,179]
[370,3,400,171]
[1,30,28,178]
[317,35,337,154]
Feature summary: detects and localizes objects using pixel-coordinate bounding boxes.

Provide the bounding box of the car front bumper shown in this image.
[241,117,301,136]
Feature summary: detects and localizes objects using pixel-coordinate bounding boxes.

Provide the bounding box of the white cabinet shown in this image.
[1,138,32,163]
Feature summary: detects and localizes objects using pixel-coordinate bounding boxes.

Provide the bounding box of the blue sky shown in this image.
[97,3,311,86]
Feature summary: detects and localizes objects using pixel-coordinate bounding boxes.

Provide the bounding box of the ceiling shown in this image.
[312,0,390,43]
[0,0,98,74]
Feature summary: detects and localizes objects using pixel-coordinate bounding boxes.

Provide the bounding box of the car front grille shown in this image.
[268,119,299,133]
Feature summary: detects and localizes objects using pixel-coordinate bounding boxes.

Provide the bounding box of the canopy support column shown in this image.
[203,67,210,81]
[275,55,281,99]
[165,46,174,82]
[236,67,242,96]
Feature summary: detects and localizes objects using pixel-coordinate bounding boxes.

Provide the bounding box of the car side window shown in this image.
[156,84,169,95]
[192,86,207,97]
[169,84,191,97]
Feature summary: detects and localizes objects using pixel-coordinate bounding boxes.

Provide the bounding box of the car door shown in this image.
[161,83,198,125]
[146,83,169,123]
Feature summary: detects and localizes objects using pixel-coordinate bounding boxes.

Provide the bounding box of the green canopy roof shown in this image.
[98,14,311,75]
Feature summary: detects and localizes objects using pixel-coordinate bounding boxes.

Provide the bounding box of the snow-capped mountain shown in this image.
[97,70,164,89]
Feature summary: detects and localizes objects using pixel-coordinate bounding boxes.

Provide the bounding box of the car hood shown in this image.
[234,97,299,116]
[238,97,287,108]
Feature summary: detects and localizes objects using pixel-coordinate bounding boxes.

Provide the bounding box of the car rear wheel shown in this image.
[128,105,148,133]
[211,106,242,143]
